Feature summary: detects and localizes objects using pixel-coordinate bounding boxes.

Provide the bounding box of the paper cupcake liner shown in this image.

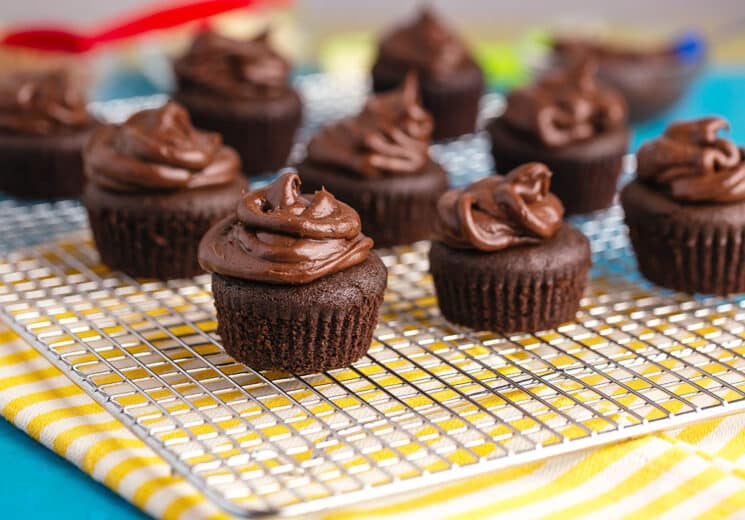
[0,129,92,199]
[429,241,588,333]
[211,255,386,374]
[175,90,302,175]
[625,207,745,296]
[83,182,244,280]
[86,207,213,279]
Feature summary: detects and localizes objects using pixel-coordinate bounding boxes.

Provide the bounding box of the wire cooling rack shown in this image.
[3,75,745,517]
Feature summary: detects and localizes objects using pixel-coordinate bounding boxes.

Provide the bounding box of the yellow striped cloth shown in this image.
[2,323,745,520]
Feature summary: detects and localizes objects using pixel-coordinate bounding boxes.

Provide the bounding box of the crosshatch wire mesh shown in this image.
[3,75,745,517]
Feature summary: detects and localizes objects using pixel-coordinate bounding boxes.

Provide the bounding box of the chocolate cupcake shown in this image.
[173,30,302,176]
[552,36,706,122]
[0,69,95,199]
[297,73,448,247]
[621,117,745,295]
[487,60,629,215]
[82,102,246,280]
[430,162,591,332]
[198,172,386,373]
[371,8,484,140]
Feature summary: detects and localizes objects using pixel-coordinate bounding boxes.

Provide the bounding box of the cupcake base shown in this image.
[621,179,745,295]
[0,128,94,199]
[487,117,629,215]
[429,224,591,332]
[211,254,387,373]
[174,90,302,175]
[371,61,484,141]
[297,159,449,248]
[83,178,247,280]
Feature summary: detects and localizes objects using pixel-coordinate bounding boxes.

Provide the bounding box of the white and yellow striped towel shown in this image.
[2,322,745,519]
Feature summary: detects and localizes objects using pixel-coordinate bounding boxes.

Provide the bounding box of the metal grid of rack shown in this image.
[2,76,745,517]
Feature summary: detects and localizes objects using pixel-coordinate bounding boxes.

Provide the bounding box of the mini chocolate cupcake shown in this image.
[82,102,246,279]
[430,162,591,332]
[621,116,745,295]
[487,60,629,215]
[198,171,387,373]
[371,7,484,140]
[552,36,706,122]
[0,69,95,199]
[297,73,448,247]
[173,30,302,175]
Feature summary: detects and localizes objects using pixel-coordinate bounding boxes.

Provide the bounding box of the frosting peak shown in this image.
[198,172,373,285]
[502,60,626,147]
[378,7,471,77]
[84,102,240,192]
[435,163,564,251]
[174,30,291,99]
[306,73,433,178]
[637,116,745,203]
[0,70,91,136]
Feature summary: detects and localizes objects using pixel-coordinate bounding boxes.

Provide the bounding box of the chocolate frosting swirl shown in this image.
[305,73,433,178]
[174,30,291,100]
[637,116,745,203]
[0,70,91,136]
[435,163,564,251]
[84,102,240,192]
[198,172,373,285]
[502,60,626,147]
[378,8,473,77]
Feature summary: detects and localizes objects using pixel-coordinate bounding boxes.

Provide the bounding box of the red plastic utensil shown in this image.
[1,0,286,53]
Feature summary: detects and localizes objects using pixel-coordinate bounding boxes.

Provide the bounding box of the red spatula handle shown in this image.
[1,0,287,53]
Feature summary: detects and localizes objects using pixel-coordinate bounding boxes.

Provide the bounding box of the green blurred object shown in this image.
[474,29,550,91]
[317,32,376,77]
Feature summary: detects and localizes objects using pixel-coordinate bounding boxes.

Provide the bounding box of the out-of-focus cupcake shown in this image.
[487,60,629,215]
[83,102,247,280]
[297,73,448,247]
[552,34,706,122]
[371,7,484,140]
[0,69,95,199]
[173,30,302,175]
[622,116,745,295]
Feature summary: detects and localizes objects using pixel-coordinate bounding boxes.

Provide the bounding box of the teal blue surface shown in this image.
[632,66,745,150]
[0,66,744,519]
[0,417,148,519]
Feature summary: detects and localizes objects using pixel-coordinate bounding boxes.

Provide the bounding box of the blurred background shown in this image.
[0,1,742,180]
[0,0,742,172]
[2,0,745,94]
[3,0,745,55]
